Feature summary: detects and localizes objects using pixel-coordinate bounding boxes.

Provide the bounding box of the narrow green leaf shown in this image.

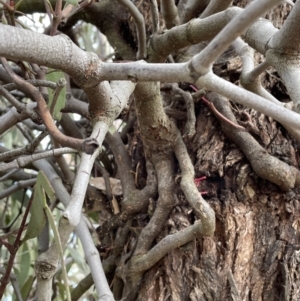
[37,170,55,203]
[22,171,55,243]
[46,69,66,121]
[17,243,31,287]
[20,275,35,300]
[22,188,46,243]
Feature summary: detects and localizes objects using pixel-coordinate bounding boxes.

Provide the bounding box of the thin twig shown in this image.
[190,0,283,74]
[16,123,34,143]
[50,0,62,36]
[0,147,77,172]
[3,79,57,91]
[0,169,19,181]
[202,97,246,130]
[0,131,48,162]
[0,57,98,154]
[49,77,66,116]
[0,178,36,200]
[172,84,196,138]
[105,131,135,196]
[0,194,34,298]
[52,140,74,184]
[0,268,23,301]
[60,0,95,24]
[0,84,26,112]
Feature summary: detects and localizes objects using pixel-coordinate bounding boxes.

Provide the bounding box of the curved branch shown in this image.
[171,84,196,137]
[189,0,283,76]
[0,131,48,162]
[63,80,136,227]
[132,221,204,273]
[0,102,38,136]
[33,159,114,301]
[0,178,36,200]
[233,38,283,106]
[178,0,209,24]
[198,71,300,133]
[208,92,300,191]
[116,0,147,59]
[105,131,135,197]
[270,0,300,52]
[133,153,175,255]
[233,38,300,142]
[1,58,99,154]
[0,84,26,112]
[0,147,77,172]
[160,0,179,29]
[97,160,158,237]
[174,130,215,235]
[62,94,89,119]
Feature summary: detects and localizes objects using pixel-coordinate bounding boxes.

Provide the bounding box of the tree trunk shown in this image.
[133,96,300,300]
[124,4,299,299]
[96,3,300,300]
[2,1,299,300]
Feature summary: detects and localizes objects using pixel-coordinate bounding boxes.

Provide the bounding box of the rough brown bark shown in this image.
[117,86,300,300]
[86,2,300,300]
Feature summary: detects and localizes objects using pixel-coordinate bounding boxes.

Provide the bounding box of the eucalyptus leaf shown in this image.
[46,69,67,121]
[22,188,46,243]
[37,170,56,203]
[22,171,55,243]
[18,243,31,287]
[20,276,35,301]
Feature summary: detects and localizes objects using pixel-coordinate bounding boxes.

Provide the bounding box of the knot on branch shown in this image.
[81,138,99,154]
[35,261,56,280]
[32,107,44,125]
